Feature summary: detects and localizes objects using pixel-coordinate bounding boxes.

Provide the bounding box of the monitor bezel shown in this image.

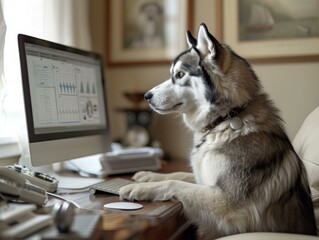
[18,34,109,143]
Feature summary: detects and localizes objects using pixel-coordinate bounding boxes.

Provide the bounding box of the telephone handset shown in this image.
[0,167,48,205]
[7,164,58,192]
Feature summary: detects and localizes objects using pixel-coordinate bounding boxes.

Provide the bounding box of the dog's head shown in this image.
[145,24,260,129]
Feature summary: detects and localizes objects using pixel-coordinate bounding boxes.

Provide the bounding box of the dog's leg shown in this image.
[132,171,195,183]
[120,180,232,233]
[120,180,226,204]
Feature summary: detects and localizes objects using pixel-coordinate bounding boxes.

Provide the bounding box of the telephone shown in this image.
[0,202,53,238]
[7,164,58,192]
[0,166,48,205]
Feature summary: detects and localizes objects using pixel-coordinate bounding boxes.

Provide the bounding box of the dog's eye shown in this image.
[176,71,185,79]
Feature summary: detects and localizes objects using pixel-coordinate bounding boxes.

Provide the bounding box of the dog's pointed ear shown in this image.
[196,23,220,58]
[186,30,197,48]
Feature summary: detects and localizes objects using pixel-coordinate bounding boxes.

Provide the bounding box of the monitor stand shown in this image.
[19,154,105,190]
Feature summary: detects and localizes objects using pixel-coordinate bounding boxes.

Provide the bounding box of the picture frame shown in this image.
[106,0,193,66]
[218,0,319,63]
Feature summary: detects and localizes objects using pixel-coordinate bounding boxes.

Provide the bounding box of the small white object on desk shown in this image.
[103,202,143,210]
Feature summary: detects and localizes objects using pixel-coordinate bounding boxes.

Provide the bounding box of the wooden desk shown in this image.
[51,160,196,240]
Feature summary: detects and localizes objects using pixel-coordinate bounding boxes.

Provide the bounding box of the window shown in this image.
[0,0,92,159]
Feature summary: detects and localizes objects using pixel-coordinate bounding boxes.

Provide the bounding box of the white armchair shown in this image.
[218,107,319,240]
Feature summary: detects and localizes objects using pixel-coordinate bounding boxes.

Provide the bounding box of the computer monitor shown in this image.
[18,34,111,188]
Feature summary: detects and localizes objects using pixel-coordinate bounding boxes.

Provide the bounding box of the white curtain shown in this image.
[0,0,92,158]
[43,0,92,50]
[0,0,7,137]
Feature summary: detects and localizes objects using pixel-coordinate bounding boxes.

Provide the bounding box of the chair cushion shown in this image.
[216,232,319,240]
[293,107,319,232]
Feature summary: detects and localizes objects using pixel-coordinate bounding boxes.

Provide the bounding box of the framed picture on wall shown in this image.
[106,0,193,66]
[219,0,319,63]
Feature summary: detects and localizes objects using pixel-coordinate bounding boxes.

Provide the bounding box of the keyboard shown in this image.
[89,178,134,195]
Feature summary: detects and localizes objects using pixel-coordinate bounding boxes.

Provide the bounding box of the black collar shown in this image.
[202,105,247,132]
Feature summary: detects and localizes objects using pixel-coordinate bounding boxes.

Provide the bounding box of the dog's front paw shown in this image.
[119,182,157,201]
[132,171,168,182]
[119,182,171,201]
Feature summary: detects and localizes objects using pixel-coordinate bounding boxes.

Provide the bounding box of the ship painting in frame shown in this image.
[220,0,319,62]
[244,2,275,33]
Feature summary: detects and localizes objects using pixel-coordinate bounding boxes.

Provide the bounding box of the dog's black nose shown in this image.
[144,92,153,101]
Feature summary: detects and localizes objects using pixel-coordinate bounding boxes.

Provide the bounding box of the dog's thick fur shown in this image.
[119,24,317,238]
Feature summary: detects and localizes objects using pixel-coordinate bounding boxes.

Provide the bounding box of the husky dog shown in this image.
[119,24,317,238]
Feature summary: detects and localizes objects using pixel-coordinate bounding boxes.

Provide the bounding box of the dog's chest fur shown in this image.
[190,123,240,186]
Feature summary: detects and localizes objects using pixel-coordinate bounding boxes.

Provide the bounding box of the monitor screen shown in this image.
[18,34,110,168]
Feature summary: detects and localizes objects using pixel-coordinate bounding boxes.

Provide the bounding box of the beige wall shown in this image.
[90,0,319,160]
